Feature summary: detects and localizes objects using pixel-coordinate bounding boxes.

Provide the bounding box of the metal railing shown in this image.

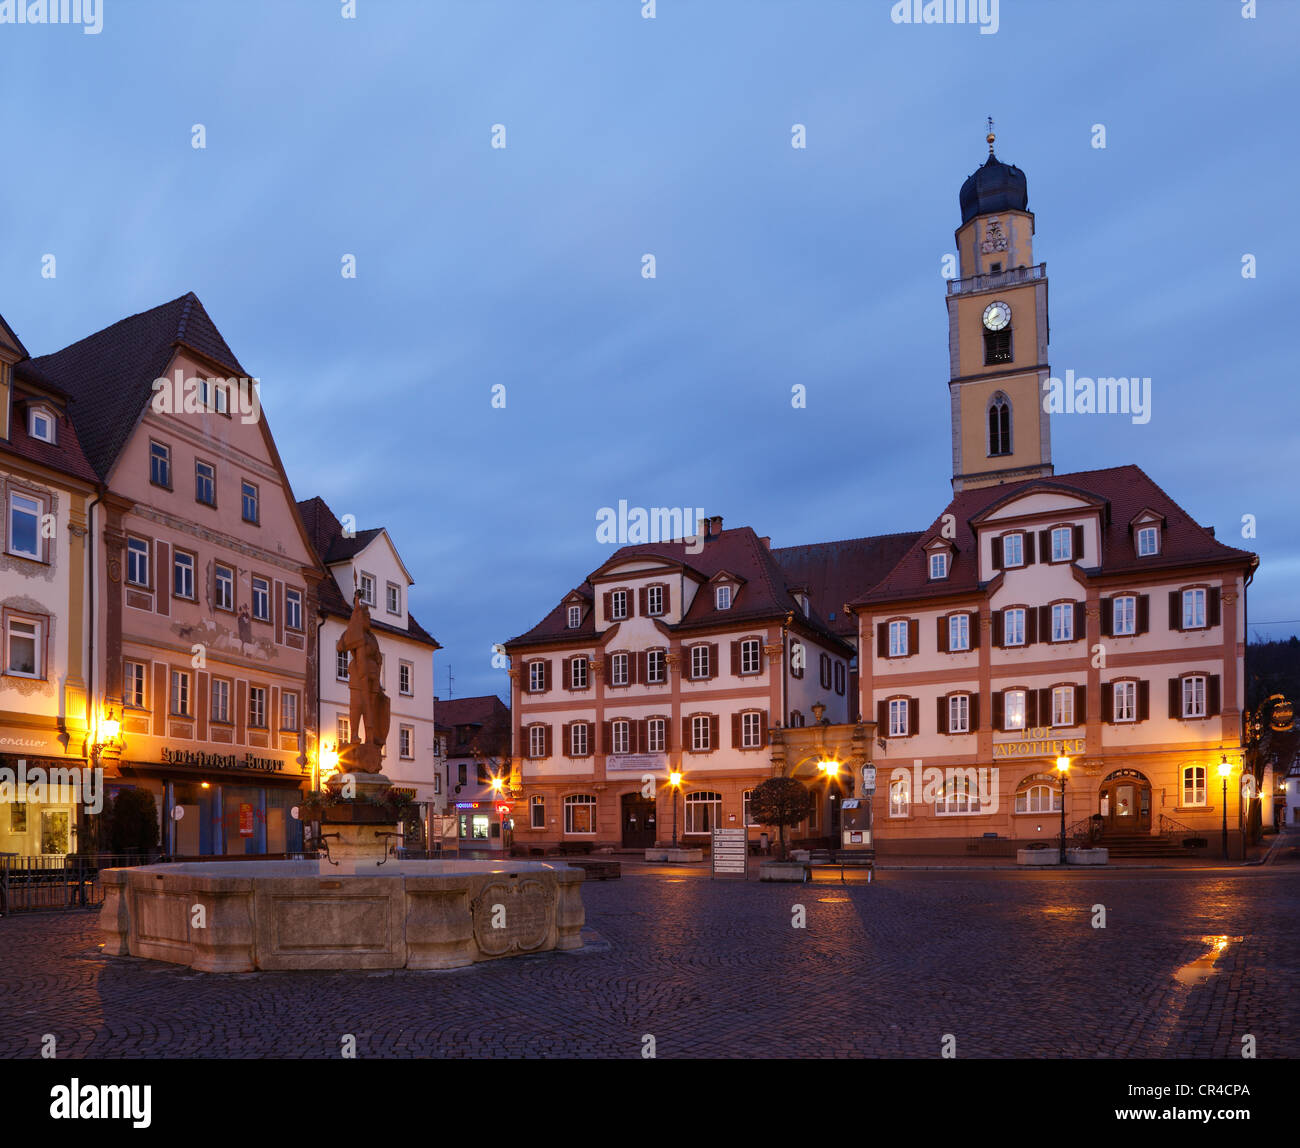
[1157,814,1201,840]
[0,853,158,914]
[1065,815,1104,847]
[946,262,1046,296]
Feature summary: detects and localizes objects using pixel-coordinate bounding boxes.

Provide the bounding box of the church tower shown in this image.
[948,124,1053,492]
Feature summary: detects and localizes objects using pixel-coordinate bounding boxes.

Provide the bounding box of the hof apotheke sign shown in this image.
[991,726,1085,760]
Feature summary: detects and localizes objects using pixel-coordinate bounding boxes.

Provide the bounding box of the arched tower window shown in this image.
[988,393,1012,457]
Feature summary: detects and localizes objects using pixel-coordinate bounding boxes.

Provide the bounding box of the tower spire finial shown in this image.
[986,116,996,155]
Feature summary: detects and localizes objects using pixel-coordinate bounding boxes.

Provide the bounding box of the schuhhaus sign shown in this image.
[992,726,1085,759]
[160,747,294,774]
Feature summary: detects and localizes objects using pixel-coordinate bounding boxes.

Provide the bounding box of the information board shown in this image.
[711,827,747,879]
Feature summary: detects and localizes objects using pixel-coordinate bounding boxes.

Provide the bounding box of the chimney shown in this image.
[759,536,771,550]
[708,515,723,538]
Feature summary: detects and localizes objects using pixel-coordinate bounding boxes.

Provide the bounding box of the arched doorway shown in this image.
[1098,769,1152,833]
[620,791,656,848]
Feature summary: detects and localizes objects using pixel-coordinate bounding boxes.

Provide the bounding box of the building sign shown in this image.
[992,727,1085,759]
[711,827,747,879]
[606,753,667,774]
[238,803,255,838]
[159,748,295,774]
[861,766,877,791]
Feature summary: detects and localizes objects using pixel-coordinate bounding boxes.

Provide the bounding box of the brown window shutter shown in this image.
[970,613,980,649]
[991,536,1003,570]
[1026,608,1039,645]
[992,611,1004,647]
[682,716,691,750]
[937,616,949,653]
[274,581,285,644]
[663,585,671,613]
[760,710,769,744]
[1208,586,1221,627]
[731,641,740,675]
[638,587,648,615]
[562,723,571,756]
[639,651,650,683]
[731,713,741,748]
[521,665,531,695]
[155,540,171,615]
[1137,595,1150,635]
[1039,529,1051,559]
[969,693,980,731]
[709,714,719,750]
[1168,678,1180,719]
[1101,685,1113,723]
[1075,602,1087,640]
[876,699,887,731]
[1026,690,1039,728]
[1073,524,1084,560]
[708,643,719,680]
[544,725,552,757]
[603,590,612,619]
[602,721,612,754]
[1137,680,1150,721]
[876,623,888,658]
[907,697,919,737]
[630,652,640,685]
[632,720,643,754]
[907,619,919,654]
[561,656,571,690]
[1074,684,1087,724]
[1100,598,1112,637]
[1208,675,1221,716]
[1024,532,1036,564]
[542,659,551,691]
[992,691,1004,731]
[936,696,948,734]
[1169,591,1181,631]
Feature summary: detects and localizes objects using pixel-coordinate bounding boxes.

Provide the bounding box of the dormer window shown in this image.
[715,585,732,610]
[1050,526,1073,562]
[1136,526,1159,557]
[928,552,949,580]
[28,406,56,444]
[567,604,582,629]
[1002,532,1024,568]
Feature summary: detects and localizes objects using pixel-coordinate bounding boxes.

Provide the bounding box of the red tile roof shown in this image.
[436,695,510,756]
[3,378,98,485]
[852,465,1257,608]
[26,293,247,479]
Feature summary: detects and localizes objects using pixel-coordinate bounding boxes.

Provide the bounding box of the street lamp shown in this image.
[1218,754,1232,860]
[669,769,683,846]
[1055,756,1070,864]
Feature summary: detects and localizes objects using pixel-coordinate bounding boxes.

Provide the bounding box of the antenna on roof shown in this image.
[447,665,454,699]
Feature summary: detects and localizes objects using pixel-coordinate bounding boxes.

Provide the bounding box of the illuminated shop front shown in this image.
[0,753,85,856]
[454,800,509,852]
[118,746,308,857]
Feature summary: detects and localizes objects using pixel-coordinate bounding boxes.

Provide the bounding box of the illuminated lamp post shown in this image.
[669,769,683,846]
[1055,756,1070,864]
[1219,755,1233,861]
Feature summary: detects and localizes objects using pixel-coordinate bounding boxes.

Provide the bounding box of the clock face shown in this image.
[983,301,1011,331]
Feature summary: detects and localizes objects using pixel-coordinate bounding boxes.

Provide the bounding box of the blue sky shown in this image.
[3,0,1297,702]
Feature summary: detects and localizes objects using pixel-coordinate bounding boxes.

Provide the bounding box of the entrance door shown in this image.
[621,793,656,848]
[1099,776,1151,832]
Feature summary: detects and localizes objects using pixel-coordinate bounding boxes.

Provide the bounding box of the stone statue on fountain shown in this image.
[332,589,392,786]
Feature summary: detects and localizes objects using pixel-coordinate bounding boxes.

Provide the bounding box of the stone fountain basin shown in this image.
[99,859,584,973]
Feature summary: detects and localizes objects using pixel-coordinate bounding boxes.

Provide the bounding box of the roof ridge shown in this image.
[771,529,924,553]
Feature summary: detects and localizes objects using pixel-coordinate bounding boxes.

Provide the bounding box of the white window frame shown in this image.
[241,480,259,524]
[211,678,230,724]
[530,795,546,829]
[1182,675,1207,718]
[610,590,628,620]
[195,459,216,506]
[612,720,630,755]
[567,604,581,629]
[215,564,234,611]
[611,653,629,687]
[935,775,978,816]
[888,620,909,658]
[690,645,709,680]
[252,577,270,622]
[359,573,375,606]
[1051,602,1073,642]
[948,694,969,734]
[170,670,192,717]
[1014,783,1060,814]
[571,722,589,756]
[571,657,588,690]
[386,582,401,615]
[173,551,195,600]
[715,585,732,611]
[284,588,302,631]
[1182,588,1207,630]
[647,718,666,753]
[691,715,711,751]
[1136,526,1159,557]
[399,661,413,696]
[563,794,597,835]
[1002,532,1024,568]
[1182,765,1207,807]
[529,725,547,758]
[124,660,146,708]
[948,613,970,652]
[740,638,761,675]
[150,440,171,488]
[1113,595,1136,636]
[5,617,41,678]
[741,711,762,748]
[28,406,56,443]
[399,725,413,759]
[888,699,909,738]
[1113,680,1136,723]
[281,691,299,732]
[1004,689,1027,731]
[529,661,547,692]
[645,649,665,684]
[1003,608,1026,646]
[1051,526,1072,562]
[127,537,150,587]
[647,585,664,616]
[249,686,267,729]
[337,716,351,745]
[743,789,756,826]
[889,778,910,817]
[336,649,350,681]
[8,492,43,560]
[929,552,948,580]
[1051,685,1074,728]
[684,791,722,836]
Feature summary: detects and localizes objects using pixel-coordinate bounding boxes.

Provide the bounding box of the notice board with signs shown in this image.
[711,827,747,879]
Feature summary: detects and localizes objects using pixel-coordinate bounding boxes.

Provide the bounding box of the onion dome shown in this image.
[959,126,1028,224]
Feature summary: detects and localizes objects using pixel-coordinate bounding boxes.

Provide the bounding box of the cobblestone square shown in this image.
[1,865,1296,1059]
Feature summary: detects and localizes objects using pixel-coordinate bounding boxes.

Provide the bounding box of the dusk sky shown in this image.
[3,0,1296,703]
